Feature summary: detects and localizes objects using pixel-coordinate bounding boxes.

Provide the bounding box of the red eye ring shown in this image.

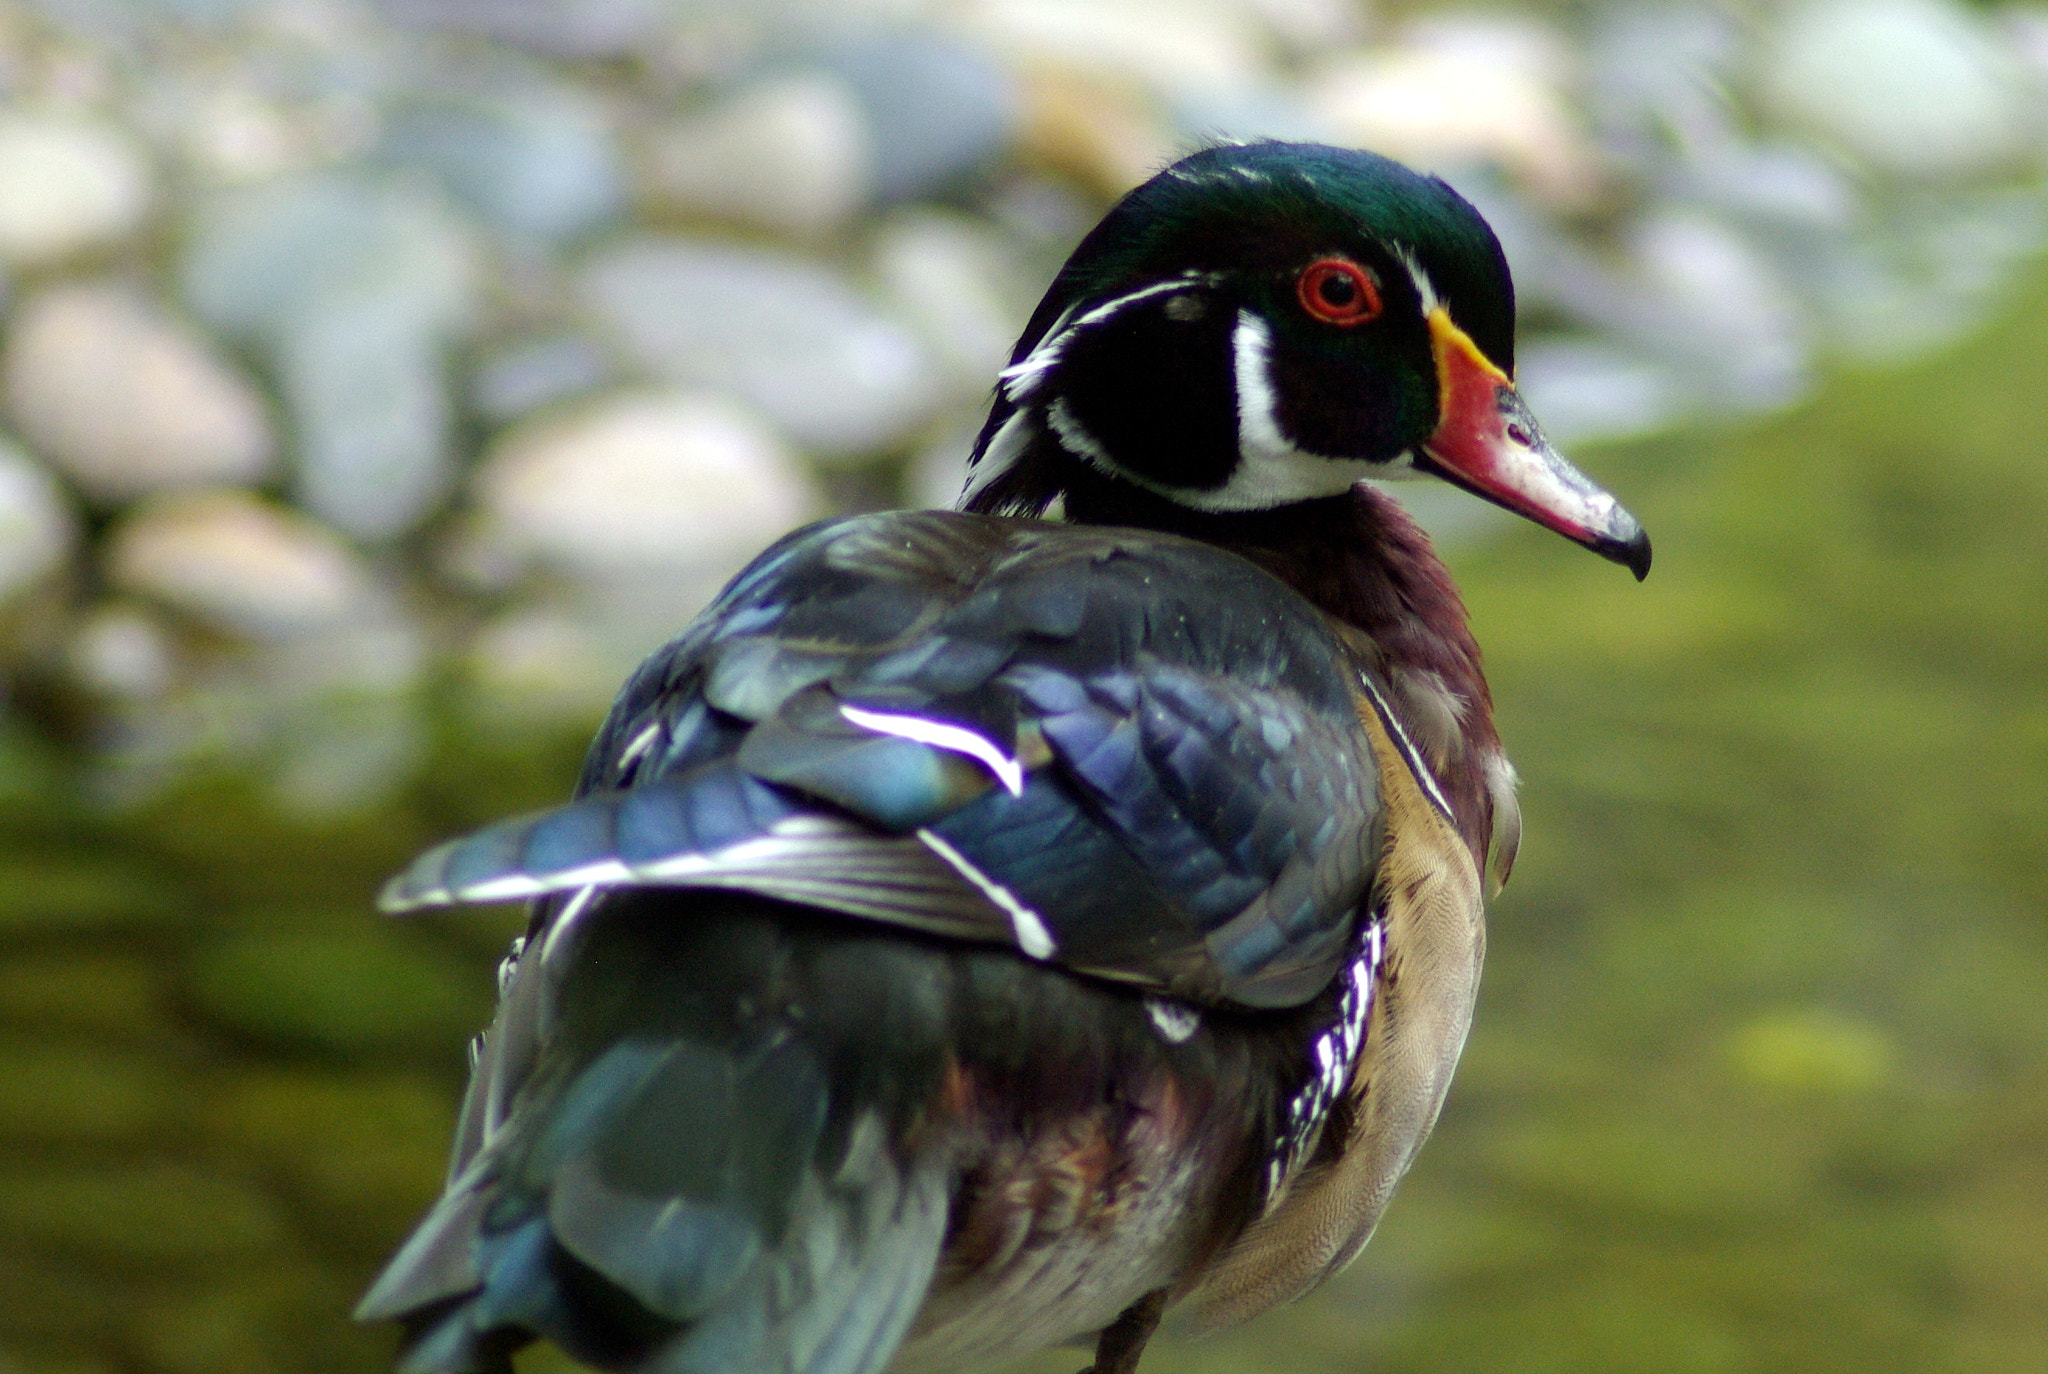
[1296,257,1382,326]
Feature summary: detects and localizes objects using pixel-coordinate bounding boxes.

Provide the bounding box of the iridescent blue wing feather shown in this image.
[382,511,1383,1009]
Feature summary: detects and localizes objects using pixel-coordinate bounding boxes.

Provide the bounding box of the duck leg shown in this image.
[1078,1289,1168,1374]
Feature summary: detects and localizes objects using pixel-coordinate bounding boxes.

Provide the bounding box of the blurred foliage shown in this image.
[3,267,2047,1371]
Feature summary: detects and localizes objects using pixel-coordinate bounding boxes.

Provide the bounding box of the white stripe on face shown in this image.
[998,275,1218,404]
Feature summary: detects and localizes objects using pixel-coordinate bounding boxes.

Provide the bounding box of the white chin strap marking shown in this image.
[1214,311,1379,510]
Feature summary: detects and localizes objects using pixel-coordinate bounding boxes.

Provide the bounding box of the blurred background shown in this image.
[0,0,2044,1370]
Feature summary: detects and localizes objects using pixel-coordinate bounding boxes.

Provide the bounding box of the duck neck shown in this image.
[1060,470,1500,860]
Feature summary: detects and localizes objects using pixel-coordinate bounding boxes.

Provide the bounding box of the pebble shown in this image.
[181,175,480,537]
[871,209,1027,397]
[65,603,177,701]
[275,298,455,540]
[907,419,981,511]
[1,282,275,504]
[1625,209,1806,410]
[821,29,1020,202]
[381,78,624,242]
[1305,18,1596,208]
[472,389,819,580]
[641,72,874,238]
[464,602,646,722]
[1762,0,2029,178]
[1584,3,1740,159]
[181,173,478,343]
[959,0,1269,99]
[469,334,613,422]
[1515,338,1682,447]
[0,112,152,265]
[374,0,668,58]
[102,490,373,641]
[0,439,77,604]
[1012,66,1177,197]
[579,239,942,457]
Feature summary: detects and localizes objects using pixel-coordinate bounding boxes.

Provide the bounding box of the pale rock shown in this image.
[181,172,479,343]
[907,419,981,512]
[1240,0,1366,55]
[821,30,1019,201]
[1625,210,1806,410]
[382,78,625,242]
[0,113,152,265]
[642,72,874,237]
[1585,3,1740,157]
[0,438,76,602]
[872,209,1026,396]
[464,603,642,723]
[276,296,454,540]
[104,490,374,641]
[580,239,942,458]
[182,174,480,538]
[1514,339,1683,447]
[374,0,669,59]
[1762,0,2030,178]
[65,603,177,701]
[2,281,275,504]
[1012,66,1178,197]
[956,0,1270,99]
[470,335,612,421]
[1305,18,1597,207]
[473,389,819,586]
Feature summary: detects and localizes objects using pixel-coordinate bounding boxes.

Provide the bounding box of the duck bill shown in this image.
[1416,309,1651,580]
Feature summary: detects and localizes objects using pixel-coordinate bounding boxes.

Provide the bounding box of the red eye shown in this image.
[1296,257,1382,326]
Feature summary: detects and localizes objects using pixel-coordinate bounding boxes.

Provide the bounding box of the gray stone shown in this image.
[464,601,645,723]
[821,30,1020,201]
[470,335,613,421]
[181,174,479,537]
[0,439,76,604]
[871,209,1028,397]
[381,77,624,242]
[1622,209,1807,410]
[65,603,177,701]
[1515,338,1683,447]
[906,418,980,512]
[955,0,1269,100]
[580,238,942,457]
[103,489,374,641]
[1585,3,1741,158]
[1762,0,2030,178]
[374,0,669,57]
[641,72,874,238]
[1,281,275,503]
[179,170,477,356]
[472,388,819,581]
[276,295,455,539]
[0,113,152,265]
[1304,17,1597,208]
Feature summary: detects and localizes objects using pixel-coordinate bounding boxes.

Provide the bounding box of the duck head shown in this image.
[963,141,1650,579]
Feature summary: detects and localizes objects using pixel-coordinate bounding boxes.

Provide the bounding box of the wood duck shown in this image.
[359,141,1649,1374]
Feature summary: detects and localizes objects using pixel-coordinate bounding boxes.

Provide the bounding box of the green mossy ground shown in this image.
[3,273,2045,1372]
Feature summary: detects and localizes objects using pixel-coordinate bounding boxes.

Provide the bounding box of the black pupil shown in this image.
[1319,271,1357,307]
